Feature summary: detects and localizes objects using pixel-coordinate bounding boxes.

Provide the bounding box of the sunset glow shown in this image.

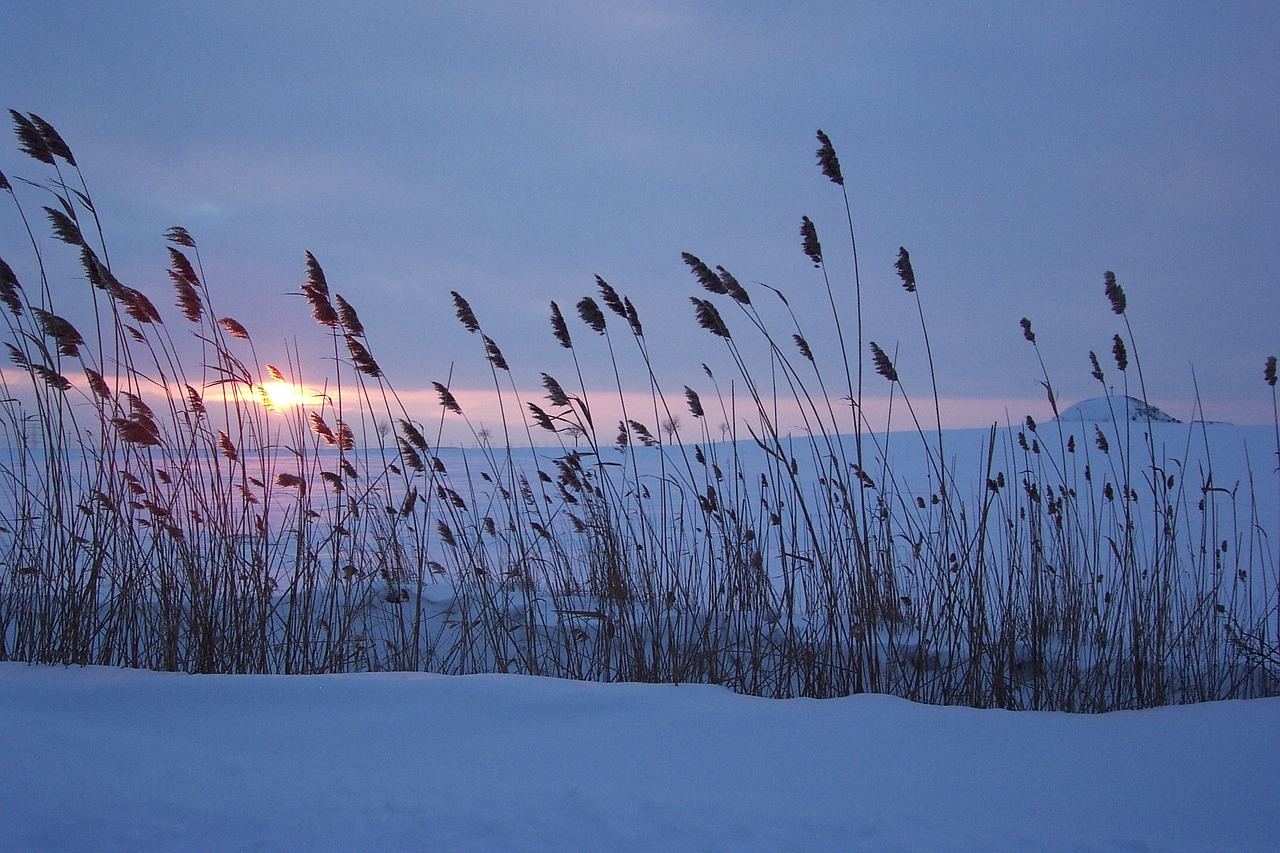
[258,381,317,411]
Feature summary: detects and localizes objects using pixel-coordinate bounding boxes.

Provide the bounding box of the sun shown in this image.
[258,381,314,410]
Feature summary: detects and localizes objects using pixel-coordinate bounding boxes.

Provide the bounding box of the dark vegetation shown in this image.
[1,113,1277,710]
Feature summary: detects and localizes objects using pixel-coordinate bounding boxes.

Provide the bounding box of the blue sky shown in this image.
[4,1,1279,434]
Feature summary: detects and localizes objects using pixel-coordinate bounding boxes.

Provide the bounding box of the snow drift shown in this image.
[3,663,1278,852]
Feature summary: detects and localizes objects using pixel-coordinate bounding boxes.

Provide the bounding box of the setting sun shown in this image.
[258,381,316,411]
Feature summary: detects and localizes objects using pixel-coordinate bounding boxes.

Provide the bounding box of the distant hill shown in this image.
[1055,395,1181,424]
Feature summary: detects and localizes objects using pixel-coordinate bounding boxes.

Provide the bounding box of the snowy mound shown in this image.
[4,664,1279,851]
[1056,395,1181,424]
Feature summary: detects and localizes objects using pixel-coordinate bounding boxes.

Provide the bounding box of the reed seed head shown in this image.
[1104,271,1127,315]
[397,438,425,472]
[437,520,457,547]
[1020,317,1035,343]
[120,286,162,325]
[10,110,53,164]
[716,266,751,305]
[541,373,571,407]
[527,402,556,432]
[1089,351,1104,383]
[113,415,160,445]
[596,276,626,318]
[628,419,658,447]
[216,430,238,460]
[895,248,916,293]
[31,363,71,391]
[483,335,509,371]
[275,473,306,493]
[450,291,480,333]
[399,419,429,451]
[309,412,337,445]
[85,368,111,399]
[549,301,573,348]
[334,293,364,337]
[1112,334,1128,372]
[800,216,822,267]
[218,317,250,340]
[682,252,727,295]
[303,251,330,297]
[815,130,844,186]
[80,247,124,299]
[122,389,154,420]
[31,308,84,357]
[684,386,704,418]
[167,248,203,323]
[793,334,814,362]
[304,296,340,328]
[165,226,196,248]
[167,247,199,287]
[28,114,75,166]
[44,206,83,246]
[870,341,898,382]
[320,471,343,493]
[5,342,28,369]
[336,420,355,451]
[576,296,607,334]
[690,297,730,338]
[433,381,463,414]
[0,258,21,316]
[1265,356,1276,387]
[623,296,643,337]
[301,253,339,327]
[344,334,382,377]
[168,273,203,323]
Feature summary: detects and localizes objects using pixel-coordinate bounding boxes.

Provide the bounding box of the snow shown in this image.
[3,663,1278,852]
[1056,394,1182,423]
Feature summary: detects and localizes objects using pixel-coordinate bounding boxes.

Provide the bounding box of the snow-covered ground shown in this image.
[3,404,1278,848]
[2,662,1277,852]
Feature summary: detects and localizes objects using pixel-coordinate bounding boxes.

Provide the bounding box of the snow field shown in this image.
[3,663,1278,852]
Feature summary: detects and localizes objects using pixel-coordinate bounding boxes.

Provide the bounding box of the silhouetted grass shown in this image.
[0,113,1276,709]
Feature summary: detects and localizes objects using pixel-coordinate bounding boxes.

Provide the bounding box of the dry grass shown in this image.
[0,114,1277,709]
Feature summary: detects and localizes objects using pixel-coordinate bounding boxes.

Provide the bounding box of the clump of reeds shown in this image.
[0,113,1275,710]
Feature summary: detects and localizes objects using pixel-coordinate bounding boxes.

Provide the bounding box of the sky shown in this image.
[3,1,1279,440]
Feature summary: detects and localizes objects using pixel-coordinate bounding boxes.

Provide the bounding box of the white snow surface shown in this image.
[1055,395,1182,423]
[3,664,1277,852]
